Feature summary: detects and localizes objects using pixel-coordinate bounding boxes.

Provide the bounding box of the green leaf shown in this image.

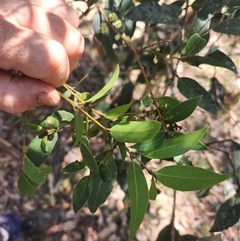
[23,155,45,184]
[210,195,240,232]
[104,102,132,120]
[40,116,59,130]
[85,65,119,103]
[39,166,52,175]
[185,33,206,57]
[52,110,74,122]
[190,0,229,36]
[99,164,112,181]
[110,120,161,143]
[213,18,240,36]
[62,161,86,173]
[80,143,98,174]
[17,173,39,197]
[149,178,157,200]
[155,166,229,191]
[131,131,165,152]
[22,123,43,132]
[73,175,93,213]
[139,95,152,111]
[127,161,149,241]
[174,155,192,166]
[118,142,127,162]
[26,132,58,167]
[72,111,84,147]
[183,50,238,74]
[156,96,180,112]
[178,77,218,115]
[163,96,201,123]
[88,155,117,213]
[144,128,208,159]
[125,2,181,25]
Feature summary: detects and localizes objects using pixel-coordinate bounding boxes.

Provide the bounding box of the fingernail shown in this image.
[37,92,55,106]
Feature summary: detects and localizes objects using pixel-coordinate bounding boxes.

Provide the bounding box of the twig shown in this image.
[170,190,176,241]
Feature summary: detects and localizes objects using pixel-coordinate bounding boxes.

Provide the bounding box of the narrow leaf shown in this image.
[127,161,149,241]
[26,132,58,167]
[155,165,229,191]
[23,155,45,184]
[156,96,180,112]
[52,110,74,122]
[184,50,238,74]
[85,65,119,103]
[88,155,117,213]
[144,128,208,159]
[62,161,86,173]
[125,2,181,25]
[110,120,161,143]
[185,33,206,57]
[178,77,218,115]
[190,0,229,36]
[80,143,98,174]
[149,179,157,200]
[213,19,240,36]
[163,96,201,123]
[104,102,132,120]
[131,131,165,153]
[22,123,43,132]
[210,195,240,232]
[73,176,93,213]
[72,111,84,147]
[17,173,38,197]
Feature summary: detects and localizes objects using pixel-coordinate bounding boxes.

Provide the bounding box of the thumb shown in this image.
[0,70,61,114]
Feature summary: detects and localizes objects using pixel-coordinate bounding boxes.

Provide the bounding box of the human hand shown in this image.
[0,0,84,113]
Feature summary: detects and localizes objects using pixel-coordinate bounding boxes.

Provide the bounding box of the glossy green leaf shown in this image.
[190,0,229,36]
[26,132,58,167]
[23,155,45,184]
[85,65,119,103]
[62,161,86,173]
[163,96,201,123]
[139,95,152,112]
[213,19,240,36]
[131,131,165,152]
[156,96,180,112]
[18,173,39,197]
[185,33,206,57]
[178,77,218,115]
[210,195,240,232]
[155,165,229,191]
[72,111,84,147]
[184,50,238,74]
[144,128,208,159]
[80,143,98,174]
[52,110,74,122]
[110,120,161,143]
[125,2,181,25]
[104,102,132,120]
[88,155,117,213]
[22,123,43,132]
[149,178,157,200]
[73,175,93,213]
[127,161,149,241]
